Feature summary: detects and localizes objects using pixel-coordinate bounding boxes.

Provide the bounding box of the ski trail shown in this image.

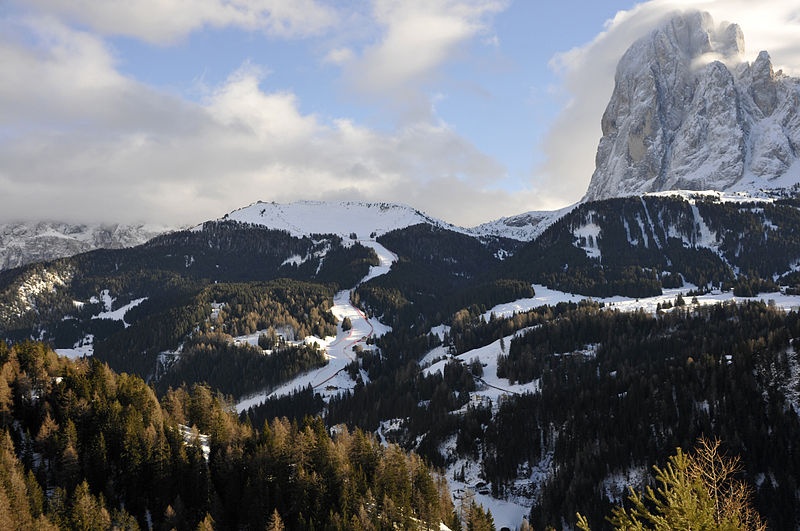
[235,241,396,412]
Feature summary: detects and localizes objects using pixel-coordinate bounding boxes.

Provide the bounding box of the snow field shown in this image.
[484,284,800,322]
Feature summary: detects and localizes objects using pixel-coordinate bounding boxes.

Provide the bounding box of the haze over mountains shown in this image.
[0,222,168,270]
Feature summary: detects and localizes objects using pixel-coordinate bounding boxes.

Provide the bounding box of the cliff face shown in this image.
[585,11,800,201]
[0,222,167,270]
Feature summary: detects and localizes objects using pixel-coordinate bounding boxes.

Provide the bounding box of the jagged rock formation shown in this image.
[585,11,800,201]
[0,222,168,270]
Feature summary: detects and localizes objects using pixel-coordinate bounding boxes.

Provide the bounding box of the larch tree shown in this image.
[577,437,766,530]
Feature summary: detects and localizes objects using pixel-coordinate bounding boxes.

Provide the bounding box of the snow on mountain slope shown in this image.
[219,200,467,239]
[469,204,577,241]
[217,199,567,243]
[0,222,169,270]
[235,240,397,412]
[585,11,800,201]
[483,283,800,322]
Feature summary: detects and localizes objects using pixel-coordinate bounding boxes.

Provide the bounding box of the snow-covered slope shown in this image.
[217,199,583,244]
[0,222,169,270]
[585,11,800,201]
[469,204,577,241]
[219,200,466,239]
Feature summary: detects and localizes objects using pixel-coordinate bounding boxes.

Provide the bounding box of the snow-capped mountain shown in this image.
[219,200,570,243]
[585,11,800,201]
[215,200,470,239]
[0,222,169,270]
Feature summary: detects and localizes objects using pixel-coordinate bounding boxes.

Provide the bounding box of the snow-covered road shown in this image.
[235,241,395,412]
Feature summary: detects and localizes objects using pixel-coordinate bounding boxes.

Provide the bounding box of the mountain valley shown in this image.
[2,9,800,531]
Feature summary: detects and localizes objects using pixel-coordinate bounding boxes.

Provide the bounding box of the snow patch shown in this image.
[483,283,800,321]
[94,296,147,327]
[573,222,602,259]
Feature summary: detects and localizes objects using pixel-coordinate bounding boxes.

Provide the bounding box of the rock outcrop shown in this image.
[585,11,800,200]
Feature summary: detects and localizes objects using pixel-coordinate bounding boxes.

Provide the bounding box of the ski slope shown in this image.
[236,241,395,412]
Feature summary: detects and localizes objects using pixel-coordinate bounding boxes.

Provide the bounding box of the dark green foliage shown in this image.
[0,223,376,370]
[243,385,325,429]
[325,300,800,529]
[355,224,524,330]
[155,334,327,400]
[485,302,800,529]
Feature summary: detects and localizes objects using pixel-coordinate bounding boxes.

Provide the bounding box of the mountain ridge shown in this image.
[0,221,171,271]
[585,10,800,200]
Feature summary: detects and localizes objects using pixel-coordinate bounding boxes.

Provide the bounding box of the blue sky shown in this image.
[1,0,799,226]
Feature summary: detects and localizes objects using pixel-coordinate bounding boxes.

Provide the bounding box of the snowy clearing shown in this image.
[94,297,147,326]
[484,283,800,321]
[55,335,95,359]
[236,241,396,412]
[423,334,541,403]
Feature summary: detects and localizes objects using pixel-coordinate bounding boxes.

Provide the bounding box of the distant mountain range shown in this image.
[0,222,170,270]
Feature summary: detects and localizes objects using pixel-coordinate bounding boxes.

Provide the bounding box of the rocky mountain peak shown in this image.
[749,51,778,116]
[0,222,169,270]
[585,11,800,201]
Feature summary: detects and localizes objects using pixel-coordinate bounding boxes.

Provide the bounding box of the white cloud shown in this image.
[323,47,354,65]
[344,0,508,119]
[18,0,339,43]
[537,0,800,209]
[0,16,515,227]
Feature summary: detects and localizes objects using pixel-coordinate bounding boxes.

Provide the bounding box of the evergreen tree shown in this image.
[577,437,766,530]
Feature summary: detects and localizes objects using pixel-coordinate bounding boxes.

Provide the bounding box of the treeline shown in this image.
[503,196,739,297]
[499,195,800,298]
[0,341,461,530]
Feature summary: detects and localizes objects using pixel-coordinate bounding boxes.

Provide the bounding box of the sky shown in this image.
[1,0,799,228]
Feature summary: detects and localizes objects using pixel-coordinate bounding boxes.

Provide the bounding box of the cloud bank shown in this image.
[2,0,800,228]
[1,1,527,227]
[22,0,339,43]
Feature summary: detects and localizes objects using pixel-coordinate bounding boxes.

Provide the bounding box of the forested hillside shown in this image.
[324,299,800,529]
[3,197,800,529]
[504,194,800,298]
[0,222,379,393]
[0,341,468,530]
